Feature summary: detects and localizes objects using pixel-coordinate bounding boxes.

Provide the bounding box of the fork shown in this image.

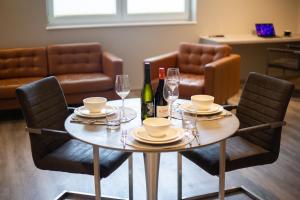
[192,129,201,145]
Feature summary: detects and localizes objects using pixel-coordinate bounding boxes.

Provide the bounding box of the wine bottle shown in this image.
[141,62,154,120]
[154,68,168,118]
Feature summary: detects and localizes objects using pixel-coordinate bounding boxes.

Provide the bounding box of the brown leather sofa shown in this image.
[47,43,122,104]
[0,42,122,110]
[0,47,48,110]
[145,42,241,104]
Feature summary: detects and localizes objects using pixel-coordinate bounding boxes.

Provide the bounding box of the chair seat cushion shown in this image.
[0,77,43,99]
[56,73,113,94]
[39,139,130,178]
[179,73,205,98]
[182,136,274,175]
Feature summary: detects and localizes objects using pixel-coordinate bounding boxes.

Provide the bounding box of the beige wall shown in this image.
[198,0,299,36]
[298,0,300,33]
[0,0,299,88]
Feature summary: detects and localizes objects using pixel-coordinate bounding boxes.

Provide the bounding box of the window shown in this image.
[46,0,196,28]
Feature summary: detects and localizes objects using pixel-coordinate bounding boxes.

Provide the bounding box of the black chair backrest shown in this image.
[16,76,70,165]
[236,72,294,156]
[16,76,69,130]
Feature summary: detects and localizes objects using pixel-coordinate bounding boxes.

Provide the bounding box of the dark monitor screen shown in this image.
[255,24,276,37]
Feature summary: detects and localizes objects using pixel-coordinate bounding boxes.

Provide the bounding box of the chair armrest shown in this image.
[204,54,241,104]
[102,51,123,81]
[222,104,238,111]
[144,51,178,80]
[26,127,69,136]
[236,121,286,136]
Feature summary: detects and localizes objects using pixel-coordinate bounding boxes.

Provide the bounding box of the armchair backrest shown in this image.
[0,47,47,79]
[177,43,231,74]
[47,42,103,75]
[237,72,294,155]
[16,76,70,164]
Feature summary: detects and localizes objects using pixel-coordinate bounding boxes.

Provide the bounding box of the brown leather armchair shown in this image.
[145,42,241,104]
[0,47,48,110]
[47,42,122,105]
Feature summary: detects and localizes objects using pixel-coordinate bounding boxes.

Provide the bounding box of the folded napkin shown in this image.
[70,114,106,125]
[196,111,232,121]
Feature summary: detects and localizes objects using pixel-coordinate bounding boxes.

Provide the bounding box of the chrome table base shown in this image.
[55,191,127,200]
[143,152,161,200]
[180,186,264,200]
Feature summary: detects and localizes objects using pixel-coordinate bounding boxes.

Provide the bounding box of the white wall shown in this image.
[0,0,299,89]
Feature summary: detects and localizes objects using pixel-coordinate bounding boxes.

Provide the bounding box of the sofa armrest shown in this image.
[144,51,178,80]
[102,51,123,81]
[204,54,241,104]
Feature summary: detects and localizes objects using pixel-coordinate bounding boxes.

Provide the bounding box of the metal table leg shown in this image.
[219,140,226,200]
[143,152,161,200]
[93,145,101,200]
[177,153,182,200]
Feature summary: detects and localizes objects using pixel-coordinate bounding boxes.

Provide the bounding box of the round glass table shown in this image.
[64,98,240,200]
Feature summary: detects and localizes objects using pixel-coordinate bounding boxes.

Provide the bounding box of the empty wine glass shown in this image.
[163,81,179,120]
[115,75,130,122]
[166,68,180,85]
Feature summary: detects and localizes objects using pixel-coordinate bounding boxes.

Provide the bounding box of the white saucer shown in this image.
[179,102,223,115]
[130,127,184,144]
[74,105,116,118]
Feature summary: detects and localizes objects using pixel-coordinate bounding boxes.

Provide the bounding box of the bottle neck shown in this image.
[144,64,151,84]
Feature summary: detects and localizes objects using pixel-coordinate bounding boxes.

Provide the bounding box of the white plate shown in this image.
[136,127,179,142]
[130,127,185,144]
[74,105,117,118]
[179,102,223,115]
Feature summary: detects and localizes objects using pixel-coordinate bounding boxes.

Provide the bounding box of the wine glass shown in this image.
[115,75,130,122]
[163,81,179,120]
[166,68,180,85]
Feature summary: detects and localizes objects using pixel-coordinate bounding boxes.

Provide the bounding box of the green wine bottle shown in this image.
[141,62,154,120]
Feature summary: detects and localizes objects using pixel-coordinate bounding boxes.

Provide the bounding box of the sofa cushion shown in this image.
[0,77,44,99]
[0,47,47,79]
[178,43,231,75]
[47,43,102,75]
[179,73,205,98]
[56,73,113,95]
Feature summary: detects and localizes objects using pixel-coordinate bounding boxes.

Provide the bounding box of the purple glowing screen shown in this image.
[255,24,275,37]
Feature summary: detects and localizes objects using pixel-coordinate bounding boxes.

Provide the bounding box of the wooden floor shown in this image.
[1,92,300,200]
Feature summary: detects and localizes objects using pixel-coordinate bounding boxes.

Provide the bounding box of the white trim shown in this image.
[46,21,197,30]
[46,0,196,28]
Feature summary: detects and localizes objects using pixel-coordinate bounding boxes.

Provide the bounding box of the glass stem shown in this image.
[169,102,173,120]
[122,98,125,119]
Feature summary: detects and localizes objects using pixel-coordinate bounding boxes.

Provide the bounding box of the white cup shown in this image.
[83,97,107,113]
[191,95,214,111]
[143,118,171,138]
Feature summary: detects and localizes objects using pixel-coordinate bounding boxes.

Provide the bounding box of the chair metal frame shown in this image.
[177,108,285,200]
[26,127,134,200]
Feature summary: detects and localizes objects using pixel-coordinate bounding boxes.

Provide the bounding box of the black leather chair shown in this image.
[16,76,133,200]
[178,72,294,200]
[266,45,300,77]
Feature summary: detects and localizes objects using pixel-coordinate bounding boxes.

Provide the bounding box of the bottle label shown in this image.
[156,105,169,118]
[146,102,154,116]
